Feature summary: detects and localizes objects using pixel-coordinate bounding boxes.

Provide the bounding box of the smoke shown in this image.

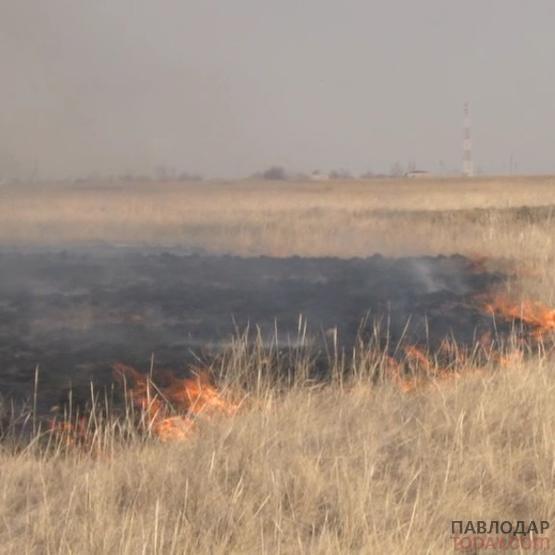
[408,258,471,295]
[0,3,239,180]
[3,2,555,179]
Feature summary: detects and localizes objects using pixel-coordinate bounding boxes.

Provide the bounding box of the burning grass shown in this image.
[1,286,555,552]
[113,363,240,442]
[483,294,555,338]
[38,286,555,450]
[0,353,553,554]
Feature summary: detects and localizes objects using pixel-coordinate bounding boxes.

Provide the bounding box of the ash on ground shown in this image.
[0,249,506,407]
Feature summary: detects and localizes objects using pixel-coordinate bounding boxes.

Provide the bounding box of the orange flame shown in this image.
[379,344,485,394]
[483,294,555,338]
[496,349,524,368]
[403,345,433,372]
[113,363,239,442]
[381,346,433,393]
[49,415,90,447]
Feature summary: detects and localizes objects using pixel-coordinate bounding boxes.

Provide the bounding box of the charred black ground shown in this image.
[0,249,508,409]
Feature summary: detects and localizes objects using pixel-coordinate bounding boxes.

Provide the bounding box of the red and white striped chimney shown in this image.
[463,102,474,177]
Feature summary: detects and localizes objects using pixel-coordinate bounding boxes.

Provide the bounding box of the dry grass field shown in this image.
[2,176,555,261]
[1,176,555,554]
[1,358,553,554]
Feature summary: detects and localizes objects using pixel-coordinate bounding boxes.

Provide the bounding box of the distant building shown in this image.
[405,170,432,179]
[310,170,330,181]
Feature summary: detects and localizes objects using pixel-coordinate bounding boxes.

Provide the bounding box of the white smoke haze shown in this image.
[1,1,555,180]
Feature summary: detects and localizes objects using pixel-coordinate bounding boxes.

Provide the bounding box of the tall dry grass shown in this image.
[2,176,555,263]
[0,346,553,554]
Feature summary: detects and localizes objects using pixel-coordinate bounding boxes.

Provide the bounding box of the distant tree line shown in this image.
[251,164,419,181]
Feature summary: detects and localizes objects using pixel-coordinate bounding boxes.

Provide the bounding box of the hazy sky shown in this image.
[1,1,555,179]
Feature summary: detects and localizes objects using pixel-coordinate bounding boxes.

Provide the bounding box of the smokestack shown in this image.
[463,102,474,177]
